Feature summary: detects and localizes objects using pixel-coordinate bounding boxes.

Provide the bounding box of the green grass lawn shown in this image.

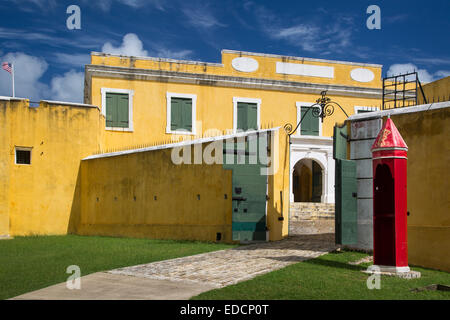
[192,250,450,300]
[0,235,235,300]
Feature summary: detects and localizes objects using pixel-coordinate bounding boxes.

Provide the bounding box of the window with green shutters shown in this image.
[300,106,319,136]
[170,97,193,132]
[237,102,258,131]
[105,92,129,128]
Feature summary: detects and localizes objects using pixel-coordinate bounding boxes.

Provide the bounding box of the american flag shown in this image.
[2,62,12,74]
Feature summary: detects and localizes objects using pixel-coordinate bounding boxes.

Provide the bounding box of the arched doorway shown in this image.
[292,159,323,203]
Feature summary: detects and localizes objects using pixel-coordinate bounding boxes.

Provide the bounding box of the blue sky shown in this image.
[0,0,449,102]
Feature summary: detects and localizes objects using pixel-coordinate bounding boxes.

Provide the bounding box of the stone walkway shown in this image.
[12,233,336,299]
[109,233,337,288]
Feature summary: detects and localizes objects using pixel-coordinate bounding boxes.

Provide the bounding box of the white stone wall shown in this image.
[349,118,382,250]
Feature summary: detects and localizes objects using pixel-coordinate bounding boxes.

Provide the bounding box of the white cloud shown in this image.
[182,6,226,29]
[246,3,353,54]
[0,52,84,102]
[53,53,90,68]
[0,52,48,100]
[50,70,84,103]
[102,33,148,57]
[102,33,193,60]
[84,0,165,12]
[387,63,450,83]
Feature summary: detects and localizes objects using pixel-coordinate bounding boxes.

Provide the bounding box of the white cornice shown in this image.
[221,49,383,68]
[86,65,383,99]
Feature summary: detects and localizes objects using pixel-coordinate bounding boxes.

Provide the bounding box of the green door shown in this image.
[224,133,268,241]
[335,159,357,245]
[333,124,357,245]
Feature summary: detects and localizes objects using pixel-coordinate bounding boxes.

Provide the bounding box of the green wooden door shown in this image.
[224,133,268,241]
[335,159,357,245]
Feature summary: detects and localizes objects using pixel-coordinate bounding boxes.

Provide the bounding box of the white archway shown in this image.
[289,136,335,203]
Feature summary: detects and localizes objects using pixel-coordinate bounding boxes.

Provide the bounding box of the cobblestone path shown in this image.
[109,233,337,288]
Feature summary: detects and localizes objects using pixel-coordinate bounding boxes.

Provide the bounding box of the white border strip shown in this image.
[83,127,280,161]
[348,101,450,120]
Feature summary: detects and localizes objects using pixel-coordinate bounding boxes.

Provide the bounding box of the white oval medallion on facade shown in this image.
[232,57,259,73]
[350,68,375,83]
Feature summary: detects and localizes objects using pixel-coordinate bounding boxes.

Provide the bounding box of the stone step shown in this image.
[289,202,335,221]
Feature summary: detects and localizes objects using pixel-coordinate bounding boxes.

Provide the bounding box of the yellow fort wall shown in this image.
[1,49,384,238]
[387,107,450,272]
[88,78,381,151]
[78,143,234,242]
[419,76,450,104]
[0,99,103,236]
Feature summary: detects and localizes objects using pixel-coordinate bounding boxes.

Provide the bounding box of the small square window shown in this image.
[15,148,31,165]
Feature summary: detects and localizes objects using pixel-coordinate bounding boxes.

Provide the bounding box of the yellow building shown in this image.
[1,49,384,242]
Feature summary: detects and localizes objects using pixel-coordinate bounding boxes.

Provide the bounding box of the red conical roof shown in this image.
[371,117,408,151]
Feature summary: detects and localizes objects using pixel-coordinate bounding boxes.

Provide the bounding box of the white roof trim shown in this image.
[91,51,223,67]
[42,100,99,109]
[0,96,26,101]
[83,127,280,161]
[347,101,450,121]
[222,49,383,68]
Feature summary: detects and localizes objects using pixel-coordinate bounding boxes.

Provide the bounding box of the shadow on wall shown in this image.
[67,163,82,234]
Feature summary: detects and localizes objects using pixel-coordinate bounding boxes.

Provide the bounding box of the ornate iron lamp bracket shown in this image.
[284,91,349,136]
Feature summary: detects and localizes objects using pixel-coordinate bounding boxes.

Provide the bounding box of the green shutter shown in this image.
[117,94,129,128]
[171,98,182,130]
[300,106,319,136]
[105,93,114,127]
[237,102,257,131]
[333,124,348,160]
[105,93,129,128]
[335,159,358,245]
[237,102,248,131]
[171,97,192,132]
[247,103,258,130]
[182,99,192,131]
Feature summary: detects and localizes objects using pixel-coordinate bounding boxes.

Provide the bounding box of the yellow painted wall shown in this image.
[1,49,384,239]
[79,143,233,242]
[387,108,450,272]
[1,99,103,236]
[79,128,289,242]
[90,76,381,151]
[419,76,450,104]
[0,100,12,236]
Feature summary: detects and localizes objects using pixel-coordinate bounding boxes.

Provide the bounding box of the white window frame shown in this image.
[166,92,197,135]
[101,88,134,132]
[296,102,322,136]
[233,97,261,133]
[15,146,32,165]
[354,106,380,114]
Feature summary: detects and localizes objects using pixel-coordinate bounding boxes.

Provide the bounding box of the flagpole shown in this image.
[12,63,15,97]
